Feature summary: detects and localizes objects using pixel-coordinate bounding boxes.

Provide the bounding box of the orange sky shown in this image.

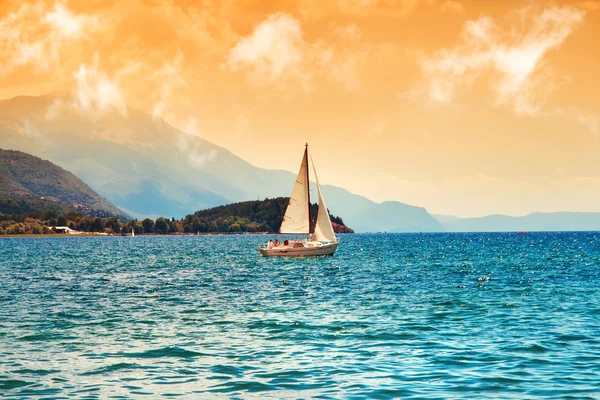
[1,0,599,217]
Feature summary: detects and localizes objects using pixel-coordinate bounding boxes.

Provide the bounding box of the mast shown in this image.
[305,143,311,235]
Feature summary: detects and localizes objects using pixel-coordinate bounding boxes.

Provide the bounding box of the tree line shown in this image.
[0,197,350,235]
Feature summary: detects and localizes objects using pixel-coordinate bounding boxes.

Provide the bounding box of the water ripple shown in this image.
[1,232,600,398]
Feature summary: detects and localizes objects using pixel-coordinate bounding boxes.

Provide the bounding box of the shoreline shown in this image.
[0,232,274,238]
[0,231,356,238]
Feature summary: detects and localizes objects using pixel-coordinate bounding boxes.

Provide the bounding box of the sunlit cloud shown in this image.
[72,54,128,117]
[175,116,219,169]
[151,52,187,122]
[45,55,132,121]
[413,5,585,116]
[190,149,218,168]
[0,1,98,75]
[43,2,97,39]
[225,12,366,93]
[226,13,308,88]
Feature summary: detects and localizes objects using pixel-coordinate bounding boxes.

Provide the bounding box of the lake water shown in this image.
[1,233,600,398]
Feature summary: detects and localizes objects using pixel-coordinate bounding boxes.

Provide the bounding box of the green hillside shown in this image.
[0,149,128,220]
[183,197,353,233]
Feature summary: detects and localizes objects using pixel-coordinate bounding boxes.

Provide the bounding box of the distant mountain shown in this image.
[0,149,128,220]
[0,94,440,232]
[432,214,460,224]
[440,212,600,232]
[349,201,443,232]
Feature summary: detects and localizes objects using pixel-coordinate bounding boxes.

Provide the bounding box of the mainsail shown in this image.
[279,147,310,234]
[311,156,337,243]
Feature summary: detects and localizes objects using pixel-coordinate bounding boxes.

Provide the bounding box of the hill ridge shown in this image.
[0,149,129,220]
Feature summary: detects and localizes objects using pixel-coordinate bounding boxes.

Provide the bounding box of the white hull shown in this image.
[259,241,339,257]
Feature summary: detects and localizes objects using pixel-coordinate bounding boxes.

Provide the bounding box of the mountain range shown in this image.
[434,212,600,232]
[2,94,600,233]
[0,94,443,232]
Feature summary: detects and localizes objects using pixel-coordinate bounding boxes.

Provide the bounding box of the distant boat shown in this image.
[259,144,339,257]
[131,228,135,237]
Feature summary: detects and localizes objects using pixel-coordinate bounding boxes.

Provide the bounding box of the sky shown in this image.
[1,0,599,217]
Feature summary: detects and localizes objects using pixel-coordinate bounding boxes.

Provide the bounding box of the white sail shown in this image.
[280,147,310,234]
[311,156,337,243]
[131,228,135,237]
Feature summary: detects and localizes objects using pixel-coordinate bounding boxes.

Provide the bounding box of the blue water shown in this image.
[1,233,600,398]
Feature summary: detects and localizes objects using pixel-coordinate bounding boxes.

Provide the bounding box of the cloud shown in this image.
[0,1,98,75]
[226,13,308,88]
[22,119,43,139]
[225,12,366,93]
[151,52,187,122]
[42,2,98,39]
[190,149,218,168]
[413,5,585,116]
[72,54,128,118]
[174,117,219,168]
[182,116,198,136]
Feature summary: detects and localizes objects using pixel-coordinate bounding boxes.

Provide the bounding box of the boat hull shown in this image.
[259,242,339,257]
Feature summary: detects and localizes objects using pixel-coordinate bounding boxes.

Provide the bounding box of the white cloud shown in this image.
[174,116,219,168]
[0,1,98,75]
[414,5,585,116]
[72,54,127,117]
[190,149,218,168]
[151,52,187,122]
[226,13,306,85]
[44,97,65,120]
[22,119,43,139]
[225,12,366,93]
[42,2,97,39]
[44,56,131,121]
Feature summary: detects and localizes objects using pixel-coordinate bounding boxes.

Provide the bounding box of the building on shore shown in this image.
[53,226,80,234]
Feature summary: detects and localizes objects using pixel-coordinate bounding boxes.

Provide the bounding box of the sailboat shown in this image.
[131,228,135,237]
[259,144,339,257]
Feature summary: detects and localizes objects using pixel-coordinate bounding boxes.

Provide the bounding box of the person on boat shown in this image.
[268,239,274,249]
[274,239,280,247]
[283,239,289,247]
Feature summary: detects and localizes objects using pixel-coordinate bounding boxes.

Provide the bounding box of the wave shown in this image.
[119,346,208,359]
